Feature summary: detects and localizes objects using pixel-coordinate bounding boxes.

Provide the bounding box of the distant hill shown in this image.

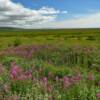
[0,27,100,33]
[0,27,25,31]
[0,27,100,30]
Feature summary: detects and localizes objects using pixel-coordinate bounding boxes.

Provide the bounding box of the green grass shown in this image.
[0,28,100,99]
[0,28,100,50]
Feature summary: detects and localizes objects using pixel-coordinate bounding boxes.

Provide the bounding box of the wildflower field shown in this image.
[0,28,100,100]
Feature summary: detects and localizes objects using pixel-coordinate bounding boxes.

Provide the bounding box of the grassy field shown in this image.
[0,28,100,48]
[0,28,100,100]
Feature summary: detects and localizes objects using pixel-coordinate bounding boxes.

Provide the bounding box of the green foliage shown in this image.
[0,29,100,99]
[13,38,21,47]
[86,36,95,41]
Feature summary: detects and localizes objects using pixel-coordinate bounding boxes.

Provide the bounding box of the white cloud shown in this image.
[1,0,100,29]
[38,7,60,14]
[0,0,67,28]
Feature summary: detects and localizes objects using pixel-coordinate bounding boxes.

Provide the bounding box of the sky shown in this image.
[0,0,100,28]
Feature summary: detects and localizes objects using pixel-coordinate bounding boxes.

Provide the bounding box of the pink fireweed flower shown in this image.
[10,63,34,81]
[76,74,83,81]
[18,71,33,81]
[11,70,17,79]
[42,77,48,86]
[17,74,27,80]
[63,76,70,82]
[10,63,24,80]
[63,76,71,88]
[72,74,83,82]
[24,70,33,79]
[96,93,100,99]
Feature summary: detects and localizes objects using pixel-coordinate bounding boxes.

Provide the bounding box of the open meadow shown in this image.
[0,28,100,100]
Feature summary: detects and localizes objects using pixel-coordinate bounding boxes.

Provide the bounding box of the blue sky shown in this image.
[13,0,100,12]
[0,0,100,28]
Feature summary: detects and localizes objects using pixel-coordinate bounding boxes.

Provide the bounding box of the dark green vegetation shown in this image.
[0,28,100,100]
[0,28,100,50]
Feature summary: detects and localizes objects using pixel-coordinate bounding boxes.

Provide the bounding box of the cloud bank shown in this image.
[0,0,67,28]
[0,0,100,28]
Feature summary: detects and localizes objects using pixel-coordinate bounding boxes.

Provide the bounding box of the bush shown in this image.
[86,36,95,41]
[13,38,21,47]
